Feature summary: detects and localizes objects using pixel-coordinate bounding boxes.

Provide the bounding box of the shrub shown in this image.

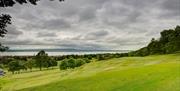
[76,59,86,67]
[59,59,68,70]
[59,58,91,70]
[67,58,76,68]
[84,58,91,63]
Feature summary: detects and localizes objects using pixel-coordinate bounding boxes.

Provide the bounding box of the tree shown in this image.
[0,14,11,52]
[0,14,11,37]
[25,59,34,71]
[18,60,27,71]
[97,55,106,61]
[0,64,4,69]
[42,59,49,69]
[49,60,58,68]
[8,60,20,74]
[35,50,49,70]
[132,25,180,55]
[0,0,64,7]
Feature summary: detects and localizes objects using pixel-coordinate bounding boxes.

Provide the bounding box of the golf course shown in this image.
[0,0,180,91]
[1,53,179,91]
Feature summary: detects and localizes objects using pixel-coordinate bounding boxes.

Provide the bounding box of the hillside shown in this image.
[1,54,180,91]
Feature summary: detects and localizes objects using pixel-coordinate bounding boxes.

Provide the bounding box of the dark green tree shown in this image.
[18,60,27,71]
[133,25,180,56]
[0,14,11,51]
[0,0,64,7]
[8,60,20,74]
[49,60,58,68]
[35,50,49,71]
[25,59,34,71]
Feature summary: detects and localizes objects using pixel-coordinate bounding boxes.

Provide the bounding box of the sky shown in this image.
[0,0,180,50]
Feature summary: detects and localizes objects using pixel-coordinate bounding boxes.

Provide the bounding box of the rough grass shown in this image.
[0,54,180,91]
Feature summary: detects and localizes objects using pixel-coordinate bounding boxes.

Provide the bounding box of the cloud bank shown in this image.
[0,0,179,50]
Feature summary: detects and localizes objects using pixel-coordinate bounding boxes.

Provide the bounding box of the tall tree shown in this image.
[0,14,11,51]
[35,50,49,71]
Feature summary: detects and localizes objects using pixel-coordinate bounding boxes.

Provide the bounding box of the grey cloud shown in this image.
[37,32,57,37]
[120,0,163,10]
[107,36,148,46]
[85,30,109,40]
[58,43,106,50]
[42,19,71,30]
[24,18,71,30]
[161,0,180,11]
[6,25,23,36]
[79,7,96,22]
[1,39,32,45]
[2,38,52,46]
[99,1,145,29]
[72,30,109,40]
[43,38,107,50]
[159,0,180,18]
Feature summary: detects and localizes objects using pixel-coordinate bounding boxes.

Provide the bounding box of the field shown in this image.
[0,54,180,91]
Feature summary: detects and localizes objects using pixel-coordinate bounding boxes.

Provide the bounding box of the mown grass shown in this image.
[1,54,180,91]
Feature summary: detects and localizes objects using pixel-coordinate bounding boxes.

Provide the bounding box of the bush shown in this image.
[59,58,91,70]
[59,59,68,70]
[67,58,76,68]
[50,60,58,67]
[84,58,91,63]
[76,59,86,67]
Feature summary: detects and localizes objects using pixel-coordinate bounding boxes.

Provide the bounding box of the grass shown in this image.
[0,54,180,91]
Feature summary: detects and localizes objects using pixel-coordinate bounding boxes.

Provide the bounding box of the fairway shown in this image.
[1,54,180,91]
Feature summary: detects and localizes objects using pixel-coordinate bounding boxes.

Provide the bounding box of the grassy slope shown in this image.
[1,54,180,91]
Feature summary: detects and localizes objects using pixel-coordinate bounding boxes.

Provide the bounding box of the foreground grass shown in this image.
[1,54,180,91]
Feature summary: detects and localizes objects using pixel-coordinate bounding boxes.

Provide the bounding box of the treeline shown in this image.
[0,53,128,65]
[129,25,180,56]
[3,50,57,74]
[0,52,129,72]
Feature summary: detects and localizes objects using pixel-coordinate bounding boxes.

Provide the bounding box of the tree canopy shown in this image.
[132,25,180,56]
[0,14,11,51]
[0,0,64,7]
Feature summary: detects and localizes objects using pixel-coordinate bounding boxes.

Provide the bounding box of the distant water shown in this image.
[0,50,130,56]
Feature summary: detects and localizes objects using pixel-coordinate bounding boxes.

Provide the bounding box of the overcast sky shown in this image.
[0,0,180,50]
